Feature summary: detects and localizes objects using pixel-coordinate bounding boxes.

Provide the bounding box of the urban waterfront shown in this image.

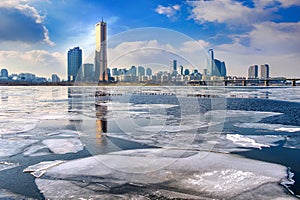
[0,86,299,199]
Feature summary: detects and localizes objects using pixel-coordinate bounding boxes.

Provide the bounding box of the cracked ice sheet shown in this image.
[234,123,300,133]
[34,149,294,199]
[0,139,38,157]
[0,189,28,199]
[0,120,39,135]
[42,138,84,154]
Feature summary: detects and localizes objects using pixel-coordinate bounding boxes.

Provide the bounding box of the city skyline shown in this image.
[0,0,299,78]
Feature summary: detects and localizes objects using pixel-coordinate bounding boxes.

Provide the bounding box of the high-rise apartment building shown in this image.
[261,64,270,79]
[67,47,82,81]
[248,65,258,79]
[95,19,108,82]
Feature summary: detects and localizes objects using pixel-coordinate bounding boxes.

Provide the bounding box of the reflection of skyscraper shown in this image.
[248,65,258,79]
[95,19,108,82]
[68,47,82,81]
[261,64,270,79]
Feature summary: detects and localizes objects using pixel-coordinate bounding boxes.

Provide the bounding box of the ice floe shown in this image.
[0,139,38,157]
[23,160,64,178]
[234,123,300,133]
[0,120,38,135]
[42,138,84,154]
[31,149,295,199]
[23,144,49,157]
[0,161,19,171]
[226,134,271,149]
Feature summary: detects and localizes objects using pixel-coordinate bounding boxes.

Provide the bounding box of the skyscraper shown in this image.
[208,49,214,76]
[138,66,145,77]
[83,63,94,80]
[95,19,108,82]
[146,68,152,76]
[261,64,270,79]
[0,69,8,78]
[248,65,258,79]
[67,47,82,82]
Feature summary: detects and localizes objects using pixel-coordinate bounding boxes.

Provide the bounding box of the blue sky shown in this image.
[0,0,300,79]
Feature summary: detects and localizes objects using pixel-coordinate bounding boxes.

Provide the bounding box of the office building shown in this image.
[1,69,8,78]
[146,68,152,76]
[95,19,108,82]
[179,65,184,75]
[67,47,82,81]
[184,69,190,76]
[248,65,258,79]
[261,64,270,79]
[51,74,60,82]
[83,63,94,80]
[138,66,145,77]
[208,49,227,77]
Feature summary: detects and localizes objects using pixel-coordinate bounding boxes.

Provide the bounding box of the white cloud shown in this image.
[0,50,65,78]
[188,0,271,25]
[155,4,181,18]
[214,22,300,77]
[0,0,55,46]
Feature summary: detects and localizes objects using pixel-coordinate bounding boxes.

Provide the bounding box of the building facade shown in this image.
[83,63,94,80]
[67,47,82,82]
[261,64,270,79]
[95,20,108,82]
[248,65,258,79]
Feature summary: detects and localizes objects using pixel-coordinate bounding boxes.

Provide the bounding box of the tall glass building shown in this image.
[95,19,108,82]
[261,64,270,79]
[67,47,82,82]
[248,65,258,79]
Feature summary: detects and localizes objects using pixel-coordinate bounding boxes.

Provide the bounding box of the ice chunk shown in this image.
[234,123,300,133]
[0,139,38,157]
[0,189,28,199]
[0,120,38,135]
[23,144,48,157]
[226,134,270,149]
[0,161,19,171]
[42,138,84,154]
[33,149,292,199]
[23,160,64,178]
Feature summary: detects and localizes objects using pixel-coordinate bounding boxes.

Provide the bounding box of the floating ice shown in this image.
[0,139,38,157]
[0,161,19,171]
[23,144,49,157]
[234,123,300,133]
[0,120,38,135]
[33,149,293,199]
[42,138,84,154]
[226,134,270,149]
[23,160,64,178]
[0,189,28,199]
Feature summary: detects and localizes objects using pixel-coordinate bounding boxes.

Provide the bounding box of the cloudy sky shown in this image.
[0,0,299,79]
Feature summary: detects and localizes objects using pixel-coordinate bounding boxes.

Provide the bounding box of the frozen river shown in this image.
[0,86,299,199]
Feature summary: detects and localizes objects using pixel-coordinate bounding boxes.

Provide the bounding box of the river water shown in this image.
[0,86,299,199]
